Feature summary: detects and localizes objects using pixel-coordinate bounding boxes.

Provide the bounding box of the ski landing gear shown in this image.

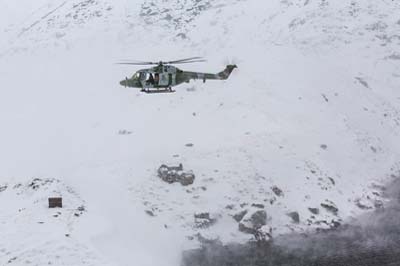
[141,87,175,94]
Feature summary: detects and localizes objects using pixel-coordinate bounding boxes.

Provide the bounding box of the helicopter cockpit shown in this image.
[132,72,140,80]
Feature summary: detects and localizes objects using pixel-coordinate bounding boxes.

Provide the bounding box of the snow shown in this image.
[0,0,399,265]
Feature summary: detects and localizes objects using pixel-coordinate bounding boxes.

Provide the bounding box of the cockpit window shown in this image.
[132,72,140,79]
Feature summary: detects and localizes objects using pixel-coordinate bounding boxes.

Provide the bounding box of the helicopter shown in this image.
[118,57,237,93]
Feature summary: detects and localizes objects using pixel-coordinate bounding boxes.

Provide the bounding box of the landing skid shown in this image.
[141,88,175,94]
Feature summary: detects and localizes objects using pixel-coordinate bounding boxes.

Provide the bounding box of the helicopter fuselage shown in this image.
[119,64,237,91]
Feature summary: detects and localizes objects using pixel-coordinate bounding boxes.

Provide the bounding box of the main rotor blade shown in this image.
[116,62,158,65]
[171,59,207,64]
[116,57,206,65]
[166,57,204,64]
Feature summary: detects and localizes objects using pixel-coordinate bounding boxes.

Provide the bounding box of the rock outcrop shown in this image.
[157,164,195,186]
[238,210,267,235]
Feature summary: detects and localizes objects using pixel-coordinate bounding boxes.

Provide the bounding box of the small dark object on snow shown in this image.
[251,203,265,209]
[158,164,195,186]
[48,197,62,208]
[308,207,320,215]
[233,210,248,222]
[239,210,267,234]
[287,211,300,223]
[271,186,284,197]
[194,212,217,228]
[321,202,339,215]
[145,210,155,216]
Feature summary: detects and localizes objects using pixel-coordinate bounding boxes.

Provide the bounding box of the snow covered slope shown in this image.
[0,0,399,265]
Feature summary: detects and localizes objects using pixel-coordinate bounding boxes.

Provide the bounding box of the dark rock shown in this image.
[239,210,267,234]
[118,129,132,135]
[287,211,300,223]
[251,203,265,209]
[374,200,384,209]
[320,144,328,150]
[0,185,7,192]
[331,220,341,228]
[328,177,336,185]
[7,257,17,264]
[180,172,195,186]
[158,164,195,186]
[271,186,284,197]
[185,143,194,147]
[321,202,339,215]
[29,178,54,190]
[145,210,155,217]
[355,199,373,210]
[225,204,235,210]
[77,205,85,212]
[308,207,320,215]
[29,178,43,190]
[194,213,211,219]
[233,210,248,222]
[195,233,221,245]
[194,212,217,228]
[270,197,276,205]
[240,203,248,208]
[254,225,272,242]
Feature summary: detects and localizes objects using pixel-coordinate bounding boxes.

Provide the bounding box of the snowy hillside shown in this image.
[0,0,400,265]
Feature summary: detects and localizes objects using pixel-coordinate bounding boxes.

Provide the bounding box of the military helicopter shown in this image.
[118,57,237,93]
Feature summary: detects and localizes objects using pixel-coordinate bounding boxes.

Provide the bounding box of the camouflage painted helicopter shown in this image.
[118,57,237,93]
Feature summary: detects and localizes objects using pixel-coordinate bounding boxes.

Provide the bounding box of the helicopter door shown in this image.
[139,72,147,87]
[158,73,168,86]
[168,73,172,86]
[154,73,159,87]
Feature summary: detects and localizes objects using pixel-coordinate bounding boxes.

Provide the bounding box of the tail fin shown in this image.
[217,64,237,80]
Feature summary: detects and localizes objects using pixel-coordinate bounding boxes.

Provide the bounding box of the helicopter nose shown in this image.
[120,78,128,87]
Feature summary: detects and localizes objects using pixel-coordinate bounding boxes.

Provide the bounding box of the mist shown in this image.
[182,177,400,266]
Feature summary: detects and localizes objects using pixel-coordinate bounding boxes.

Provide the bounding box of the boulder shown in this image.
[239,210,267,234]
[308,207,320,215]
[233,210,248,222]
[321,201,339,215]
[157,164,195,186]
[271,186,284,197]
[287,211,300,223]
[254,225,272,242]
[194,212,217,228]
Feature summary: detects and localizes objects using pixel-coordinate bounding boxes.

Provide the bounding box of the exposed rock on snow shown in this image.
[287,211,300,224]
[157,164,195,186]
[238,210,267,235]
[145,210,155,217]
[233,210,248,222]
[0,185,7,192]
[308,207,320,215]
[251,203,265,209]
[271,186,284,197]
[254,225,272,242]
[194,212,217,228]
[355,198,373,210]
[321,201,339,215]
